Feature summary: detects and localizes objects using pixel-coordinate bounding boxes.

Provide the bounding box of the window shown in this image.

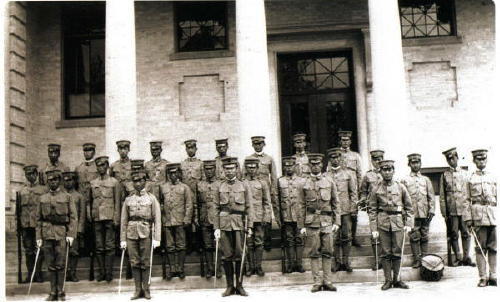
[175,1,228,52]
[399,0,456,39]
[62,2,105,119]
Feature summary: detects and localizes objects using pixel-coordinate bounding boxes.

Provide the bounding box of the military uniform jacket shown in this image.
[110,159,132,183]
[278,175,306,223]
[197,179,220,226]
[66,189,86,234]
[368,180,414,232]
[325,168,358,215]
[401,172,435,218]
[463,170,497,226]
[36,189,77,241]
[120,191,162,242]
[19,183,48,228]
[89,175,122,224]
[122,180,160,203]
[326,149,362,188]
[299,174,340,229]
[360,169,382,201]
[243,153,278,196]
[145,158,169,183]
[293,152,311,177]
[75,161,99,192]
[214,179,254,231]
[215,156,242,180]
[180,157,205,193]
[39,161,70,185]
[244,178,272,224]
[439,167,469,216]
[159,181,194,227]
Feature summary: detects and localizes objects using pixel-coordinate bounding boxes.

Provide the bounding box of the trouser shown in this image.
[94,221,115,278]
[304,226,333,285]
[351,214,358,242]
[220,230,244,261]
[22,227,42,280]
[127,237,152,269]
[379,227,404,281]
[473,226,497,279]
[334,215,352,265]
[68,236,83,279]
[43,239,67,295]
[247,223,265,271]
[201,224,222,274]
[284,222,304,268]
[165,226,187,273]
[410,218,430,260]
[264,222,273,250]
[448,215,471,260]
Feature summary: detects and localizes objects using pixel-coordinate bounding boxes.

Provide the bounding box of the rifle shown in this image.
[161,230,167,279]
[16,192,23,284]
[88,193,95,281]
[276,180,286,274]
[443,173,453,266]
[196,193,205,277]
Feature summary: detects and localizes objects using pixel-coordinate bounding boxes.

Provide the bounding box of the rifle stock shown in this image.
[16,192,23,284]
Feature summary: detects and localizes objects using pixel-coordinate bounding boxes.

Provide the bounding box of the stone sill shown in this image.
[55,117,105,129]
[402,35,462,47]
[169,49,234,61]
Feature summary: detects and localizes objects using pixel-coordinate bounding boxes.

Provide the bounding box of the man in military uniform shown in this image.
[401,154,435,268]
[145,141,169,184]
[40,144,70,185]
[292,133,311,177]
[62,172,86,282]
[19,165,47,283]
[159,163,193,280]
[110,140,132,183]
[243,136,278,252]
[120,170,162,299]
[214,157,254,297]
[180,139,204,255]
[368,160,413,291]
[360,149,384,270]
[277,156,306,273]
[89,156,122,282]
[440,147,475,267]
[215,138,242,180]
[36,170,77,301]
[299,153,340,292]
[464,149,497,287]
[242,158,272,277]
[325,148,358,272]
[197,160,223,279]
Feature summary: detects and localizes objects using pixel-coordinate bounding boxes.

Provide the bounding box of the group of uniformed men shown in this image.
[17,130,496,301]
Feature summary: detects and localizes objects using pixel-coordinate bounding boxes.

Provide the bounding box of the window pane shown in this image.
[399,0,455,39]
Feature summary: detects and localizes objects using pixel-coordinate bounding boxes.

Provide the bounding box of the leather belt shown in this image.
[306,207,332,215]
[129,216,152,222]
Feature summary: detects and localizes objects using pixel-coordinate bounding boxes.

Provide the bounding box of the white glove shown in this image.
[152,240,161,248]
[214,229,221,240]
[403,226,412,233]
[372,231,379,239]
[247,228,253,238]
[300,228,307,235]
[120,241,127,249]
[66,237,74,247]
[36,239,43,248]
[331,224,339,233]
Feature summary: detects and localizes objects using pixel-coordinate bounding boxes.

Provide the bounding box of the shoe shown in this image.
[331,260,340,272]
[222,286,235,297]
[311,284,322,293]
[255,266,265,277]
[295,264,305,273]
[450,259,460,267]
[57,292,66,301]
[344,263,353,273]
[45,293,57,301]
[178,271,186,279]
[323,282,337,291]
[488,278,497,286]
[381,281,392,291]
[478,279,488,287]
[235,283,248,296]
[462,257,476,267]
[393,281,409,289]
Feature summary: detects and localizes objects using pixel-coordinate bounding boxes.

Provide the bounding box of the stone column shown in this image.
[105,0,138,160]
[368,0,410,176]
[236,0,279,165]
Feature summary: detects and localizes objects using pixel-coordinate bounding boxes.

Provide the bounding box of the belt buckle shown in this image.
[396,206,402,212]
[315,209,321,215]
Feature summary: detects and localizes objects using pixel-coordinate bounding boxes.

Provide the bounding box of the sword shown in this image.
[375,238,379,284]
[470,228,488,262]
[27,247,41,295]
[118,247,126,294]
[148,223,155,285]
[62,241,70,292]
[239,216,249,281]
[395,230,407,282]
[214,237,219,288]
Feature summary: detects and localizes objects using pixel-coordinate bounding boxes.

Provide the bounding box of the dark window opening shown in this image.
[399,0,456,39]
[175,1,228,52]
[62,2,105,119]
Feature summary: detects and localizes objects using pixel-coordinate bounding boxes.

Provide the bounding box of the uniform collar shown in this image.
[383,180,394,186]
[226,177,237,184]
[311,173,322,180]
[331,165,341,171]
[28,181,38,187]
[253,152,264,157]
[49,188,61,195]
[85,159,94,166]
[296,151,306,156]
[120,157,130,163]
[341,147,349,152]
[135,189,147,196]
[187,156,197,162]
[410,171,421,177]
[475,169,487,176]
[449,166,459,172]
[152,156,162,163]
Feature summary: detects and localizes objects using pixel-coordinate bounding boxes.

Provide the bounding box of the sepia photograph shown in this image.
[1,0,499,301]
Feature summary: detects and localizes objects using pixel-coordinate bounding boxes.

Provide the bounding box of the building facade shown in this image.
[4,0,496,231]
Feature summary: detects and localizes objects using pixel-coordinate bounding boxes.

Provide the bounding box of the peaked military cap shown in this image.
[471,149,488,159]
[23,165,38,173]
[282,156,296,166]
[62,171,77,180]
[215,138,228,146]
[251,136,265,143]
[95,156,109,166]
[46,169,62,180]
[338,130,352,138]
[184,139,197,147]
[116,140,131,148]
[48,144,61,152]
[370,150,385,158]
[442,147,458,159]
[131,170,147,181]
[407,153,421,162]
[130,159,145,171]
[222,157,238,167]
[292,133,307,142]
[203,160,216,168]
[150,141,163,149]
[83,143,96,151]
[327,147,343,158]
[379,160,395,169]
[308,153,324,164]
[244,158,260,167]
[166,163,181,173]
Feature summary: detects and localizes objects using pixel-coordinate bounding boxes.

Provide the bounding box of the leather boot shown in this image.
[255,247,265,277]
[222,261,235,297]
[420,240,429,256]
[71,257,79,282]
[450,239,461,266]
[131,267,143,300]
[142,268,151,299]
[351,216,361,247]
[371,244,381,271]
[381,258,392,290]
[35,253,44,283]
[285,247,295,273]
[476,251,488,286]
[45,271,57,301]
[24,253,34,283]
[105,254,114,282]
[310,258,322,292]
[333,244,343,272]
[410,241,421,268]
[205,250,214,279]
[234,261,248,296]
[343,243,353,272]
[166,253,175,280]
[126,256,133,280]
[322,257,336,291]
[57,270,66,301]
[295,246,305,273]
[245,250,254,277]
[216,258,223,279]
[96,254,106,282]
[66,257,74,282]
[461,237,476,267]
[392,258,409,289]
[488,251,497,286]
[178,250,186,279]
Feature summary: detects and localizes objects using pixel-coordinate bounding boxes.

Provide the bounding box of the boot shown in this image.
[96,254,106,282]
[234,261,248,296]
[166,253,175,280]
[351,216,361,247]
[488,251,497,286]
[35,252,45,283]
[476,251,488,286]
[310,258,322,293]
[461,237,476,267]
[24,253,34,283]
[205,250,214,279]
[142,268,151,299]
[342,243,353,272]
[45,271,57,301]
[371,244,381,271]
[295,246,305,273]
[178,251,186,279]
[222,261,235,297]
[333,244,343,272]
[392,258,409,289]
[450,239,461,266]
[381,258,392,291]
[216,259,223,279]
[322,257,336,291]
[131,267,143,300]
[71,257,79,282]
[105,254,114,282]
[66,257,75,282]
[285,247,295,273]
[126,257,133,279]
[245,250,254,277]
[255,247,265,277]
[410,241,421,268]
[57,270,66,301]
